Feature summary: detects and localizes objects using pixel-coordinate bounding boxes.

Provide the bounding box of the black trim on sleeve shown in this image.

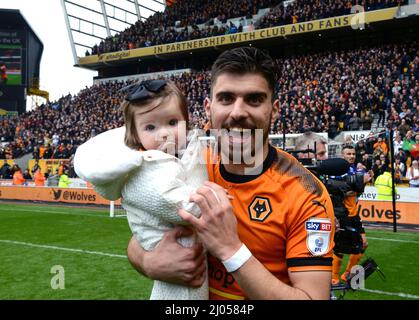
[287,257,333,268]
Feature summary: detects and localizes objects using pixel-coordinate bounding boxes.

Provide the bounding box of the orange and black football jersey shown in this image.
[344,195,358,217]
[206,146,335,300]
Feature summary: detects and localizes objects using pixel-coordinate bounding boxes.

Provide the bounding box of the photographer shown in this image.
[329,145,372,285]
[295,135,372,285]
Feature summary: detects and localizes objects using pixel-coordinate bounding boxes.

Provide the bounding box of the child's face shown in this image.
[135,96,187,154]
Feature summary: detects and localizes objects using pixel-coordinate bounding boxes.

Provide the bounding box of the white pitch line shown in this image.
[368,237,419,245]
[361,288,419,300]
[0,207,109,218]
[0,239,127,259]
[1,241,418,300]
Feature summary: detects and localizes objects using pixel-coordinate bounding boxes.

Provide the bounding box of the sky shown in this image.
[1,0,162,110]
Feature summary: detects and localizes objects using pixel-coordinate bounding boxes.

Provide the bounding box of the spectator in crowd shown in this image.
[377,103,386,128]
[372,155,387,179]
[393,133,403,156]
[32,146,40,160]
[355,140,368,163]
[31,160,41,176]
[362,110,373,130]
[402,131,416,156]
[0,161,12,179]
[22,169,32,180]
[394,156,406,184]
[44,167,52,179]
[348,112,361,130]
[360,151,373,171]
[46,169,60,187]
[396,147,408,165]
[34,169,46,186]
[58,169,71,188]
[43,144,53,159]
[406,160,419,187]
[398,118,411,138]
[12,165,25,185]
[411,133,419,160]
[375,165,397,200]
[328,115,340,139]
[373,136,388,156]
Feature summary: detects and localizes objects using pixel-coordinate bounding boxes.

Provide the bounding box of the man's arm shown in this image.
[227,256,331,300]
[178,181,331,300]
[127,226,207,287]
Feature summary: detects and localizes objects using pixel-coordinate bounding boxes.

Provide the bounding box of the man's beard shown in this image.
[209,115,271,166]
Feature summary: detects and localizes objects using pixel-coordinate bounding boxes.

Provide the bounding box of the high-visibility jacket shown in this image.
[58,174,71,188]
[375,172,395,201]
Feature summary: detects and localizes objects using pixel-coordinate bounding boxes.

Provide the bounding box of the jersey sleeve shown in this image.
[285,176,335,272]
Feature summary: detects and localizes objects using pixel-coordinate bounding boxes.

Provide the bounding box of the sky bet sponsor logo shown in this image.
[305,221,332,232]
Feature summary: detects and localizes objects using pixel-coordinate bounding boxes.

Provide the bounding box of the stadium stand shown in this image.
[1,40,418,184]
[88,0,408,56]
[259,0,408,28]
[1,0,418,187]
[90,0,278,55]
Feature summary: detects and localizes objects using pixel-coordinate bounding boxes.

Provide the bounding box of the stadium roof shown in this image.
[60,0,165,65]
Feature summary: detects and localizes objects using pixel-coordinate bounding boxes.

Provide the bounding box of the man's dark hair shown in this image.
[342,144,355,152]
[211,47,277,97]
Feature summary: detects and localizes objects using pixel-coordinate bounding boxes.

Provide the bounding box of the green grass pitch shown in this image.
[0,202,418,300]
[4,74,22,86]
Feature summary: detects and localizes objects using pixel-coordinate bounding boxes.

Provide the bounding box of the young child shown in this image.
[74,79,209,299]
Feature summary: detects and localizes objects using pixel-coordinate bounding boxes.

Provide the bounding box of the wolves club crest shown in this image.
[248,196,272,222]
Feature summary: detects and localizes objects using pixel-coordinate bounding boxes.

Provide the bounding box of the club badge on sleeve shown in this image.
[305,218,332,256]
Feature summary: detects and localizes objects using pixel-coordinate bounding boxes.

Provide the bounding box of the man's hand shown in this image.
[364,172,372,183]
[178,181,242,261]
[361,233,368,250]
[127,226,206,287]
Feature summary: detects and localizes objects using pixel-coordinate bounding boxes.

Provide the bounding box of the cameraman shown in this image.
[295,135,372,285]
[330,145,372,285]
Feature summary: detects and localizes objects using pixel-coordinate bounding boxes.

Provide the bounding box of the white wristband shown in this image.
[221,244,252,273]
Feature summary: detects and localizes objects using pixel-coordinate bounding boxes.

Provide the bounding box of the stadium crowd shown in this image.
[259,0,407,28]
[90,0,277,55]
[1,40,418,185]
[88,0,407,56]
